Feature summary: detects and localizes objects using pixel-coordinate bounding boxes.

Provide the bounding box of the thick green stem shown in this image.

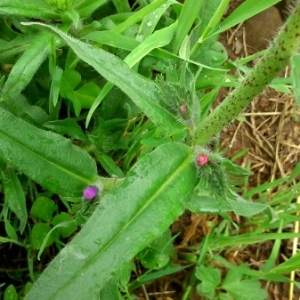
[194,2,300,146]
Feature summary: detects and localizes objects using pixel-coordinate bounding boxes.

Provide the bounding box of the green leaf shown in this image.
[31,223,57,250]
[30,197,57,222]
[173,0,205,53]
[99,279,123,300]
[271,251,300,274]
[112,0,131,13]
[226,194,268,217]
[50,66,63,107]
[3,169,27,233]
[52,213,77,238]
[4,218,18,240]
[125,22,177,67]
[85,22,176,127]
[112,0,168,34]
[195,265,221,286]
[60,69,81,97]
[94,152,125,178]
[22,22,185,134]
[197,0,230,41]
[291,54,300,107]
[210,232,300,250]
[24,142,197,300]
[187,188,268,217]
[0,94,48,126]
[137,229,174,269]
[0,108,97,197]
[0,0,58,19]
[187,194,229,214]
[0,236,25,247]
[0,35,36,61]
[196,265,221,299]
[214,0,281,36]
[129,265,189,290]
[2,33,51,99]
[222,269,268,300]
[4,284,18,300]
[73,0,108,19]
[73,82,101,109]
[43,118,86,141]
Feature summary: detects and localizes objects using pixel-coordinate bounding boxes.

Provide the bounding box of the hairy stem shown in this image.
[194,1,300,146]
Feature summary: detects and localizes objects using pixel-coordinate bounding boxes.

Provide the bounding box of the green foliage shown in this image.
[196,265,269,300]
[0,0,300,299]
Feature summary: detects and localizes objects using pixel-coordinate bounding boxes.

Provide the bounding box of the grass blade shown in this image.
[173,0,205,53]
[213,0,281,36]
[2,33,50,99]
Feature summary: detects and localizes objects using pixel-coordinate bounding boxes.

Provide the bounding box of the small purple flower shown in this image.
[83,185,99,200]
[197,154,209,166]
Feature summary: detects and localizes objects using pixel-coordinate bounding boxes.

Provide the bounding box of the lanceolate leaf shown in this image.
[0,0,58,19]
[3,169,27,233]
[22,22,185,134]
[0,108,97,197]
[24,142,197,300]
[2,33,51,99]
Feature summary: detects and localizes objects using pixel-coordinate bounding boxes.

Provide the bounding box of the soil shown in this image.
[218,3,300,300]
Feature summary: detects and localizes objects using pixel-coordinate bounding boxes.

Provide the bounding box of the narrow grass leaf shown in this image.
[43,119,86,141]
[199,0,230,41]
[83,31,227,71]
[0,108,97,197]
[3,169,27,233]
[73,0,108,19]
[113,0,168,34]
[244,178,286,198]
[0,237,25,247]
[129,265,190,290]
[291,54,300,107]
[287,162,300,183]
[50,66,63,107]
[2,33,50,99]
[125,22,177,67]
[94,152,125,178]
[173,0,204,53]
[23,22,184,134]
[112,0,131,13]
[211,232,300,250]
[137,2,170,39]
[213,0,281,36]
[83,30,139,51]
[271,251,300,274]
[24,142,197,300]
[0,35,36,60]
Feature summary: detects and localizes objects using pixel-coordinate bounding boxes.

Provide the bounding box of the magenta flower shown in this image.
[197,154,209,166]
[83,185,99,200]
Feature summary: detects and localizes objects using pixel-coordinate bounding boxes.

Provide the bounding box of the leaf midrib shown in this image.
[51,152,192,299]
[0,126,91,184]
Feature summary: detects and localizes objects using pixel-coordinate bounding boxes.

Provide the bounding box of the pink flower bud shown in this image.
[180,104,187,116]
[197,154,209,166]
[83,185,99,200]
